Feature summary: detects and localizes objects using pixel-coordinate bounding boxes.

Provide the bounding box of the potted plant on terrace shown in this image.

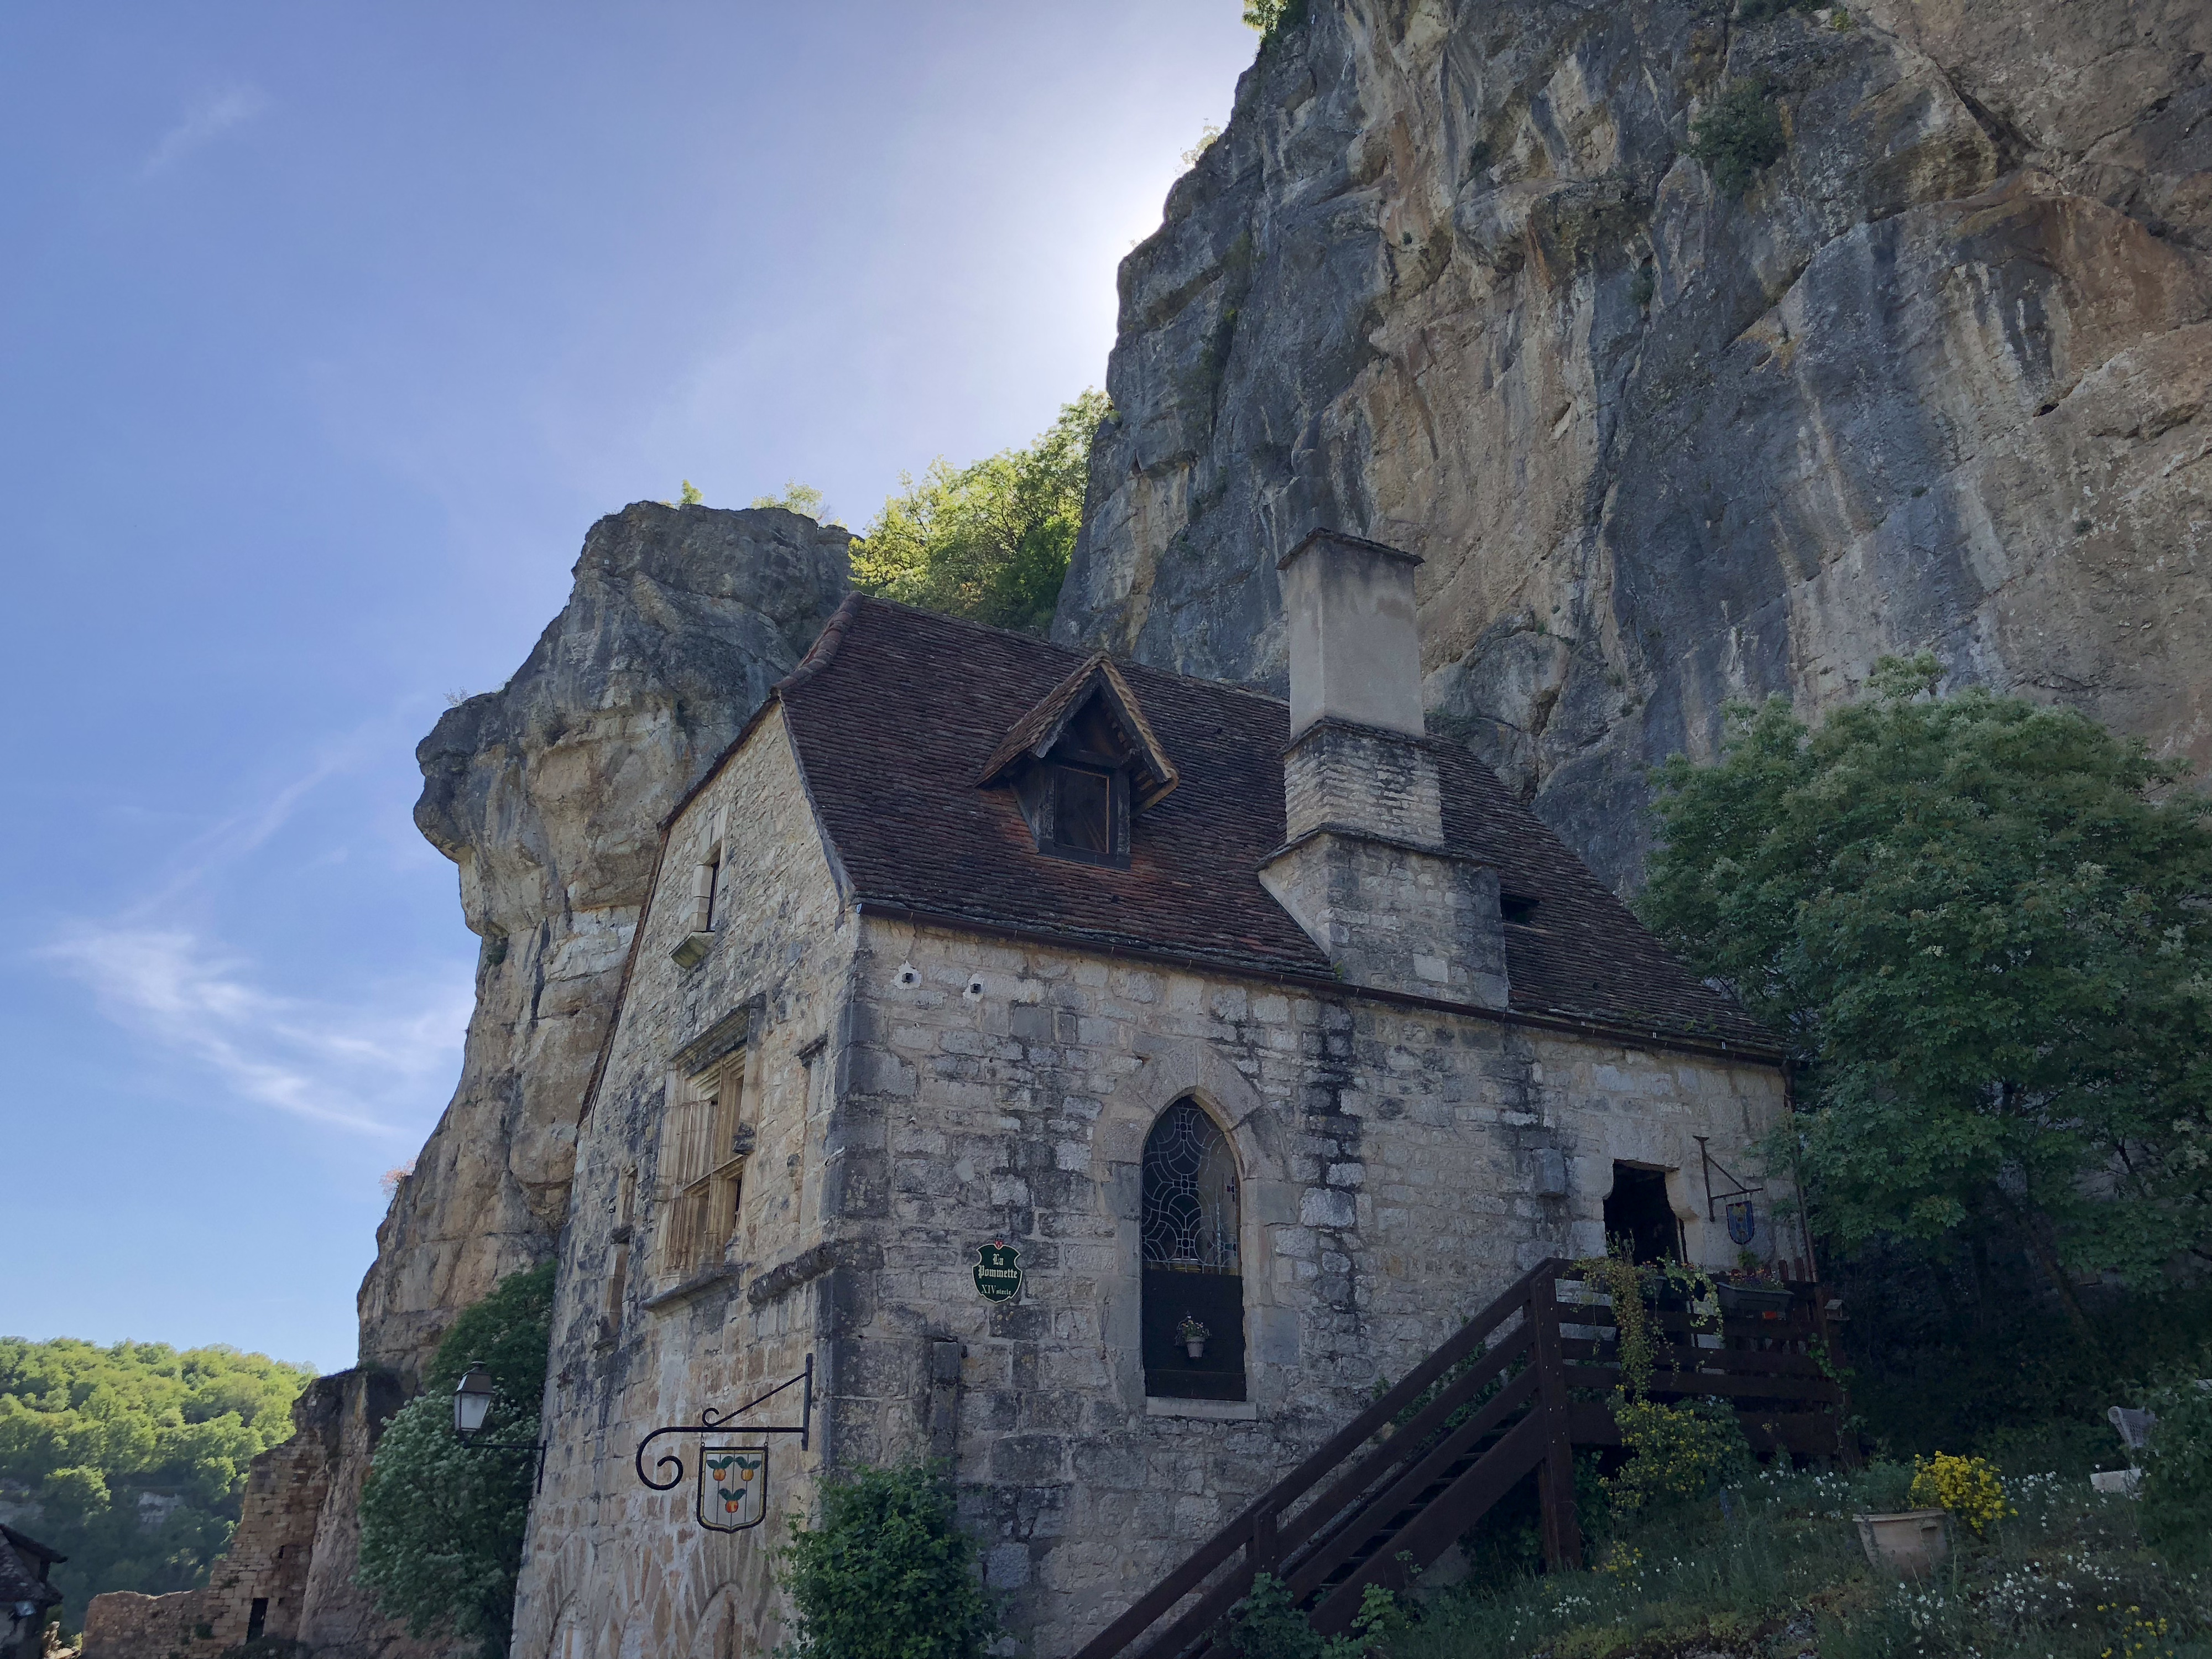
[1177,1316,1209,1360]
[1716,1253,1796,1319]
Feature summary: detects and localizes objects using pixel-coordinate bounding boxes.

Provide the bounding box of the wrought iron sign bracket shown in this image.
[634,1355,813,1531]
[1694,1135,1764,1222]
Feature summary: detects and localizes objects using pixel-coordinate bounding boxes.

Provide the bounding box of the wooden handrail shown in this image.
[1075,1259,1848,1659]
[1069,1258,1567,1659]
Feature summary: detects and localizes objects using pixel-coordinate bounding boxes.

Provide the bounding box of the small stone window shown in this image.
[660,1052,750,1276]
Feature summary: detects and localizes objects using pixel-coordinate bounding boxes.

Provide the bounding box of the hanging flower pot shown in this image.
[1177,1316,1209,1360]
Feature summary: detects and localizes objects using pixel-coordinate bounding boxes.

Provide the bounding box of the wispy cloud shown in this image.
[144,85,267,176]
[41,924,469,1138]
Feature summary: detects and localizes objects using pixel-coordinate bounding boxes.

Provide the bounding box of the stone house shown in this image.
[1,1525,64,1659]
[510,532,1790,1659]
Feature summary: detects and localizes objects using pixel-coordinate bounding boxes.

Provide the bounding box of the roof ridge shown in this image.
[774,589,866,692]
[841,593,1293,708]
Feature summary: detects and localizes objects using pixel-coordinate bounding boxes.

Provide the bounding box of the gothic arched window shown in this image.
[1140,1099,1246,1400]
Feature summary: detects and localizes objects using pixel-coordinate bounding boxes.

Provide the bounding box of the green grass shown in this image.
[1394,1465,2211,1658]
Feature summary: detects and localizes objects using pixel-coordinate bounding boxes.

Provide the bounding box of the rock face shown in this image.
[152,504,850,1659]
[1055,0,2211,886]
[369,502,854,1373]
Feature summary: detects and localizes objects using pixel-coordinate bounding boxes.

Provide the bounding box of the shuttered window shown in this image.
[661,1053,747,1275]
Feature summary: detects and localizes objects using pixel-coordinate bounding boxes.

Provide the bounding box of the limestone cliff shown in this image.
[368,502,853,1374]
[119,505,852,1659]
[1055,0,2211,886]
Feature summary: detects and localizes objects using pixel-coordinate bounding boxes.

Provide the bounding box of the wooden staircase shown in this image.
[1073,1259,1845,1659]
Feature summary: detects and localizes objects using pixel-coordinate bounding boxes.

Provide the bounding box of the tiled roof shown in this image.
[0,1525,62,1612]
[776,598,1776,1053]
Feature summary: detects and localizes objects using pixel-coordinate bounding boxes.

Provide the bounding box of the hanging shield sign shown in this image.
[1725,1200,1757,1246]
[973,1240,1022,1303]
[697,1446,768,1533]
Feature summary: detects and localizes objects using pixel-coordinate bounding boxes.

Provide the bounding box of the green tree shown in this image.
[356,1262,554,1659]
[0,1339,315,1627]
[1241,0,1307,39]
[849,390,1110,635]
[680,479,703,505]
[776,1463,998,1659]
[752,481,836,523]
[1639,656,2212,1334]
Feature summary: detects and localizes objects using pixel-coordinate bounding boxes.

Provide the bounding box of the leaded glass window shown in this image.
[1141,1100,1240,1272]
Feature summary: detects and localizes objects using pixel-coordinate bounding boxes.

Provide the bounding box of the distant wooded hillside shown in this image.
[0,1337,314,1630]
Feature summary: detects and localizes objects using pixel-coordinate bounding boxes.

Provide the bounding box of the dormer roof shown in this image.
[976,652,1180,807]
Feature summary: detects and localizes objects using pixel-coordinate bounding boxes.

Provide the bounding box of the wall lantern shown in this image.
[453,1363,497,1437]
[449,1357,547,1491]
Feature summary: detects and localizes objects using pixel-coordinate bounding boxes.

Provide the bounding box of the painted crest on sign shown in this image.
[973,1239,1022,1303]
[698,1446,768,1533]
[1725,1199,1757,1246]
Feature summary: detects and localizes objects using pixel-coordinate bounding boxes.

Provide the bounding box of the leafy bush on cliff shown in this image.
[356,1262,553,1659]
[0,1338,313,1628]
[1687,79,1786,196]
[1243,0,1308,38]
[776,1463,999,1659]
[848,390,1109,635]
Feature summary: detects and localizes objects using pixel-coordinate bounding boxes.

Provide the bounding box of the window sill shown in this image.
[1145,1397,1258,1421]
[643,1264,740,1312]
[670,932,713,969]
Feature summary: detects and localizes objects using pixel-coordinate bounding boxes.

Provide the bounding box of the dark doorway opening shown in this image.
[247,1599,268,1642]
[1140,1099,1246,1400]
[1603,1165,1682,1263]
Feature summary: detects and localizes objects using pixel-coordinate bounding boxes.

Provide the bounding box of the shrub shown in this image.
[1845,1460,1915,1512]
[356,1261,554,1659]
[2137,1375,2212,1568]
[1230,1574,1403,1659]
[1230,1573,1321,1659]
[1243,0,1308,39]
[1907,1453,2012,1535]
[1687,80,1786,197]
[1605,1397,1753,1520]
[777,1464,998,1659]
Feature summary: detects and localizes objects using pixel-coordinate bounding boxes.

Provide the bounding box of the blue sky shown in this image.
[0,3,1255,1371]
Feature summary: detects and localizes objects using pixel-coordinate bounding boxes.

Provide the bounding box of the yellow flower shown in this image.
[1907,1452,2013,1536]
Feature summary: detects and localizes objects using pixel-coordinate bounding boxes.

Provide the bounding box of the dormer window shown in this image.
[978,652,1178,872]
[1019,760,1128,866]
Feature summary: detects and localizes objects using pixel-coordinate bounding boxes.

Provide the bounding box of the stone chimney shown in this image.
[1258,531,1509,1006]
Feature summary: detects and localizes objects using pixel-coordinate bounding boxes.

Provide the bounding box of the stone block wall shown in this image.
[1260,829,1508,1004]
[831,919,1781,1650]
[511,705,856,1659]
